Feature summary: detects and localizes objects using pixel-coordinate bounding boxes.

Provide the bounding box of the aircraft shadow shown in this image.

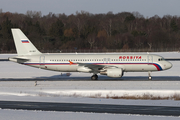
[0,75,180,81]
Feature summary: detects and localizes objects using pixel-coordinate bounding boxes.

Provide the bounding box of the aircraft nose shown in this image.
[165,61,172,70]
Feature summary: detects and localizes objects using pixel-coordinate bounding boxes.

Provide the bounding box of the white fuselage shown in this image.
[9,29,173,79]
[11,53,172,73]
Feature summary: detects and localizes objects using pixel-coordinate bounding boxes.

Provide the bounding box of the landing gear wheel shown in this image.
[95,74,98,79]
[148,72,152,80]
[91,74,98,80]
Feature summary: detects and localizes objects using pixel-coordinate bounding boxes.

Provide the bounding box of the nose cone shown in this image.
[165,61,172,70]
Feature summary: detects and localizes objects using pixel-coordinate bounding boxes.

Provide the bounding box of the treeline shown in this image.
[0,10,180,53]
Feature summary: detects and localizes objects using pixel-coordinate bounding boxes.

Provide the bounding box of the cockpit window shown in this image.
[158,58,165,61]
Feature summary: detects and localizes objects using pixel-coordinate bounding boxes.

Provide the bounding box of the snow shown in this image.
[0,52,180,119]
[0,81,180,107]
[1,109,179,120]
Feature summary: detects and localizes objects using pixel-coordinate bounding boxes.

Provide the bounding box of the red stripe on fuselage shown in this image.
[152,64,161,71]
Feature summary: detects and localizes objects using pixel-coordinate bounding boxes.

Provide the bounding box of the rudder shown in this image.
[11,28,41,55]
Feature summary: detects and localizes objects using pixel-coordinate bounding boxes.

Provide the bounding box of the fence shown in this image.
[1,48,180,54]
[41,48,180,53]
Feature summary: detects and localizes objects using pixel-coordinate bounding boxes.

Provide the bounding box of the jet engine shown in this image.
[100,68,123,78]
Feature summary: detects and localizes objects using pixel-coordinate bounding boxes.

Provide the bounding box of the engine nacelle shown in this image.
[100,68,123,78]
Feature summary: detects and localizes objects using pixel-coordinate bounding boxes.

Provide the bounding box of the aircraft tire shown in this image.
[91,75,98,80]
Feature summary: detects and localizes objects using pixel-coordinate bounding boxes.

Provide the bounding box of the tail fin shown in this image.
[11,28,41,55]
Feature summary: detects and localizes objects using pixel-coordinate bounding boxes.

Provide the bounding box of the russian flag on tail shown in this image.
[21,40,29,43]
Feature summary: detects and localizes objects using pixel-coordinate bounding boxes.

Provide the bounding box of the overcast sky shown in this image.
[1,0,180,18]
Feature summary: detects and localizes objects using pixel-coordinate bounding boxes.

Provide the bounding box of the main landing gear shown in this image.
[148,71,152,80]
[91,74,98,80]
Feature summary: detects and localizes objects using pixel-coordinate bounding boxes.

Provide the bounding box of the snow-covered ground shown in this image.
[0,109,179,120]
[0,81,180,105]
[0,52,180,119]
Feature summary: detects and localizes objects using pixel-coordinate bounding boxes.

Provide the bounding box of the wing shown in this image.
[78,63,104,71]
[69,61,117,73]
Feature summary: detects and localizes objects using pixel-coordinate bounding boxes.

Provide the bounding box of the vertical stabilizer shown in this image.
[11,28,41,55]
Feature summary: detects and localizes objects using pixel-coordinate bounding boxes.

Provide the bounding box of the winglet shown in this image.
[69,60,74,65]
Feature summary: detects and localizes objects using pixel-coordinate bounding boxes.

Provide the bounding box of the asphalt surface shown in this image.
[0,59,9,61]
[0,76,180,81]
[0,101,180,116]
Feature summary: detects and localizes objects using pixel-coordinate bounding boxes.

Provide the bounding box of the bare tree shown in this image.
[147,43,152,50]
[100,19,112,37]
[87,33,96,49]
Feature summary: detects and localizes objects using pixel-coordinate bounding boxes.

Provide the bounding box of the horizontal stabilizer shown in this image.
[9,57,29,63]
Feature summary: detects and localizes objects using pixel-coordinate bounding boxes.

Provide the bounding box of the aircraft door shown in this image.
[103,58,106,64]
[40,56,45,66]
[107,58,111,64]
[103,58,111,64]
[147,55,153,64]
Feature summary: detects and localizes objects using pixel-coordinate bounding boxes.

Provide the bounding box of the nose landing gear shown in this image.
[148,71,152,80]
[91,74,98,80]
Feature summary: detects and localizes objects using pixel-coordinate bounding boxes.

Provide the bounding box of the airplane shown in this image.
[9,28,172,80]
